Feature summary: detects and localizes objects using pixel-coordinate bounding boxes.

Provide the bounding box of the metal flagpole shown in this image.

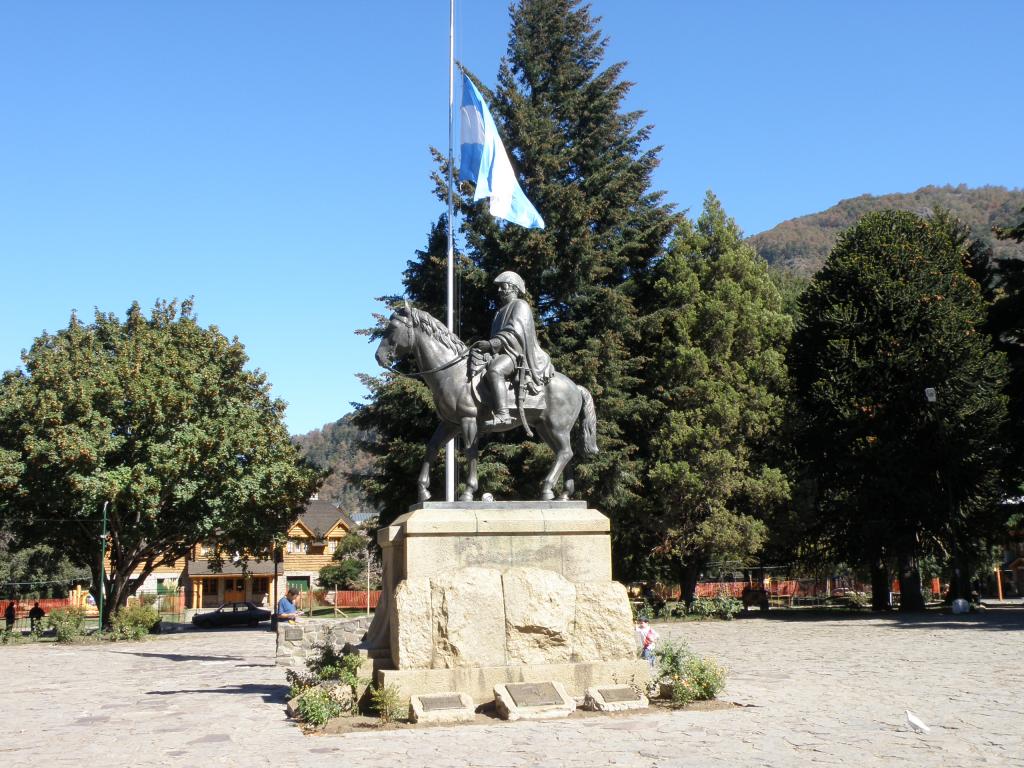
[444,0,456,502]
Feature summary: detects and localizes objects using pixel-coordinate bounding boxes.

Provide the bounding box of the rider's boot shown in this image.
[484,371,512,425]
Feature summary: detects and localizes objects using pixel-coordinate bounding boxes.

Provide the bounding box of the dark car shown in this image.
[191,601,272,629]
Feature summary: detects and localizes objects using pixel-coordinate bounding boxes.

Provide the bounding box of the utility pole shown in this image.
[97,500,109,631]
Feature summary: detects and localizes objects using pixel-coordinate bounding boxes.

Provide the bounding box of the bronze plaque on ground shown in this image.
[419,694,465,712]
[506,682,561,707]
[598,687,641,703]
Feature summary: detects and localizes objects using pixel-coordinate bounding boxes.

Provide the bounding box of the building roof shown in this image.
[350,511,377,526]
[296,499,355,541]
[187,558,280,576]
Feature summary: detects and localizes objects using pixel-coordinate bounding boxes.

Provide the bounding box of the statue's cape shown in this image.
[490,298,553,388]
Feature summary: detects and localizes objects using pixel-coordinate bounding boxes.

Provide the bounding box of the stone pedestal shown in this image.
[356,502,650,704]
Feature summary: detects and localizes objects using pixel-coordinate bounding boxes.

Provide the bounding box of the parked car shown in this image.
[191,601,272,629]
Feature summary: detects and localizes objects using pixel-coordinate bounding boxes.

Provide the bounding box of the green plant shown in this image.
[688,597,717,619]
[298,642,365,714]
[296,686,343,727]
[1,629,24,645]
[846,591,870,609]
[48,606,85,643]
[655,639,727,707]
[681,655,726,702]
[111,603,161,640]
[712,594,742,620]
[655,639,692,681]
[285,668,319,700]
[688,594,742,620]
[369,682,405,724]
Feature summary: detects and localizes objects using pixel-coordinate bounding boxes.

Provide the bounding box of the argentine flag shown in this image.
[459,74,545,229]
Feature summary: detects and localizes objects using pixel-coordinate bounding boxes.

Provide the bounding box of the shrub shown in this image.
[48,606,85,643]
[370,683,405,724]
[656,639,693,682]
[680,655,726,702]
[111,603,161,640]
[285,668,319,700]
[296,642,365,715]
[296,686,343,727]
[1,629,25,645]
[655,639,727,707]
[712,594,742,620]
[688,594,742,620]
[846,591,870,608]
[688,597,717,619]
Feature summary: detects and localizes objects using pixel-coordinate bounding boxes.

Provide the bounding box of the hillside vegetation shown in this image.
[750,185,1024,275]
[292,414,375,512]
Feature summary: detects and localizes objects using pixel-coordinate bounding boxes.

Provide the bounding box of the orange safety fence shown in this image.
[333,590,380,609]
[654,579,869,600]
[1,597,76,618]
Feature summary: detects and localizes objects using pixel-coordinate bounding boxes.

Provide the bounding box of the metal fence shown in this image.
[128,589,187,624]
[2,597,77,633]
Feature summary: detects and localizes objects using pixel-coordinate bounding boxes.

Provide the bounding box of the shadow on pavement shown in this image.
[118,651,245,662]
[146,683,288,703]
[739,605,1024,631]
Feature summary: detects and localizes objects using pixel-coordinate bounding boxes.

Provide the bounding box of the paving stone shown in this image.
[1,612,1023,767]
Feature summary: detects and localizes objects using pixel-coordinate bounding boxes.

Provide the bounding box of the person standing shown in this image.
[636,615,659,668]
[276,588,302,622]
[5,600,17,631]
[29,602,45,632]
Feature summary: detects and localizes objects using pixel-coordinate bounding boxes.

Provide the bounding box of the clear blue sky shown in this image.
[1,1,1021,435]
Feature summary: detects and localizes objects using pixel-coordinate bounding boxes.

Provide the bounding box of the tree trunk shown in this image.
[674,556,702,606]
[949,549,972,602]
[870,557,890,611]
[897,552,925,612]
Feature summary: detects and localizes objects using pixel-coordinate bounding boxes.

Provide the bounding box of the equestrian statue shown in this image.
[374,270,598,502]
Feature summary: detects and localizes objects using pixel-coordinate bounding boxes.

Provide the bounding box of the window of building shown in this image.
[286,538,308,555]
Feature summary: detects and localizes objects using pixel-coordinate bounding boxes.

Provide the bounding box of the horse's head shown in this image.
[374,304,417,368]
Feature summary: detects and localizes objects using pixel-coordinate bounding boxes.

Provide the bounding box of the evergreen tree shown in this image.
[993,208,1024,499]
[636,192,792,598]
[790,211,1009,608]
[357,1,678,552]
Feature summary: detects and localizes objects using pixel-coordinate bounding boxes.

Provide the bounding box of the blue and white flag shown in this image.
[459,74,545,229]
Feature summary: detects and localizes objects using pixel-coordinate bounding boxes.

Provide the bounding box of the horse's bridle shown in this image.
[383,302,477,379]
[385,348,472,379]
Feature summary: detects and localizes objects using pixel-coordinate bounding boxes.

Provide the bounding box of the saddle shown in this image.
[469,350,547,425]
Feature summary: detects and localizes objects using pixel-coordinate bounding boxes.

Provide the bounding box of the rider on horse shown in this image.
[471,271,554,425]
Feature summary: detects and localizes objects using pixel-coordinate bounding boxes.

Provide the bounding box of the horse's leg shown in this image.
[562,461,575,501]
[535,421,573,501]
[459,417,480,502]
[418,422,458,502]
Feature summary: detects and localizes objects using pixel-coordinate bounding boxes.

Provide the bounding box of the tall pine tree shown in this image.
[636,192,792,598]
[356,1,679,551]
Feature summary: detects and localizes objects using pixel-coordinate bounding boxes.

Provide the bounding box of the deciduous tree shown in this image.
[0,300,321,625]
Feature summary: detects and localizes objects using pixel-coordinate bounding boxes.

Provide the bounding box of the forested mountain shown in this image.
[291,414,375,512]
[750,185,1024,276]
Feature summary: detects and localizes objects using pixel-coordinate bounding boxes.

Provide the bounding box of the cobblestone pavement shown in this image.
[1,608,1021,768]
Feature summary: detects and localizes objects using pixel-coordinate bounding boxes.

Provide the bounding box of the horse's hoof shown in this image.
[459,492,474,502]
[418,488,431,502]
[558,493,569,501]
[540,489,555,501]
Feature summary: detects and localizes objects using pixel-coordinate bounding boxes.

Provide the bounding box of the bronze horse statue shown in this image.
[375,305,598,501]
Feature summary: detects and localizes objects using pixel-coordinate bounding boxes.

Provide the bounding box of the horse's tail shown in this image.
[578,385,599,456]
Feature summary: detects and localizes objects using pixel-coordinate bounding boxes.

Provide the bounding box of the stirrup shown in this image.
[485,410,513,426]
